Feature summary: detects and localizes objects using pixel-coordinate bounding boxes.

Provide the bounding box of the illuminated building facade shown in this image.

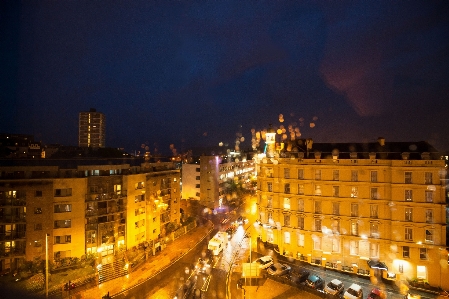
[182,155,255,210]
[79,108,106,148]
[0,160,180,272]
[256,138,449,290]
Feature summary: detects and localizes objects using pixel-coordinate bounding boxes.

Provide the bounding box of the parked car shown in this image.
[324,279,344,296]
[267,263,291,276]
[253,255,274,269]
[367,288,386,299]
[404,293,420,299]
[290,268,310,284]
[344,283,363,299]
[305,274,325,290]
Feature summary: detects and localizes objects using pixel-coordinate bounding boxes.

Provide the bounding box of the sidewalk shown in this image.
[79,222,213,299]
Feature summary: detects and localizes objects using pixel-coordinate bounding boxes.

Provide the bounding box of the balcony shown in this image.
[0,215,26,223]
[0,199,26,206]
[0,231,26,241]
[85,191,127,202]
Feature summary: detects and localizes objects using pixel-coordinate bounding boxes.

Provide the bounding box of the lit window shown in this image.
[405,190,413,201]
[333,170,339,181]
[351,187,358,198]
[284,232,290,244]
[405,208,413,221]
[283,198,290,209]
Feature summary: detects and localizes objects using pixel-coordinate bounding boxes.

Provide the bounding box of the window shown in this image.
[298,169,304,179]
[297,184,304,195]
[425,229,433,243]
[370,243,379,258]
[370,205,378,218]
[268,212,273,222]
[405,208,413,221]
[284,232,290,244]
[54,220,71,229]
[283,198,290,209]
[332,186,339,197]
[425,172,432,184]
[284,214,290,226]
[315,169,321,180]
[332,202,340,215]
[135,181,144,189]
[284,168,290,179]
[351,203,358,217]
[266,168,273,178]
[371,188,378,199]
[314,185,321,196]
[370,222,379,237]
[315,201,321,213]
[135,194,145,203]
[110,184,120,196]
[425,210,433,223]
[86,231,96,244]
[54,188,72,197]
[313,236,321,250]
[267,182,272,192]
[298,216,304,229]
[54,204,72,213]
[195,184,200,189]
[351,221,358,236]
[405,172,412,184]
[297,233,305,247]
[403,246,410,258]
[34,223,42,231]
[34,240,42,247]
[332,219,340,234]
[297,199,304,212]
[425,191,433,202]
[153,217,156,222]
[350,240,358,255]
[332,238,340,252]
[284,183,290,194]
[196,167,200,172]
[370,171,378,183]
[55,235,71,244]
[34,208,42,214]
[405,228,413,241]
[420,248,427,260]
[351,170,358,182]
[35,191,42,197]
[405,189,413,201]
[267,197,272,208]
[333,170,339,181]
[314,218,322,231]
[351,187,358,198]
[195,176,200,180]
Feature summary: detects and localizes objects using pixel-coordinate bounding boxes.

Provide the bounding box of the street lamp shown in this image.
[46,233,49,298]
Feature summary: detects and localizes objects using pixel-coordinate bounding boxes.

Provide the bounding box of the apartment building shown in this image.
[181,155,256,210]
[256,138,448,290]
[79,108,106,148]
[0,159,180,272]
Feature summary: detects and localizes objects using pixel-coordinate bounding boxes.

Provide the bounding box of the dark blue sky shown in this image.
[1,1,449,155]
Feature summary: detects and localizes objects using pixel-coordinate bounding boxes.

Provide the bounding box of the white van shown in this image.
[343,283,363,299]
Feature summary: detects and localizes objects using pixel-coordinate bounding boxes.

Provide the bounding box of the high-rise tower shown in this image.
[78,108,105,148]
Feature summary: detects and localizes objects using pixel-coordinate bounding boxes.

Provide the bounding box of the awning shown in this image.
[367,259,388,271]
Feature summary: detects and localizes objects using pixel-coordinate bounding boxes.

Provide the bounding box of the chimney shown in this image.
[378,137,385,146]
[402,152,410,160]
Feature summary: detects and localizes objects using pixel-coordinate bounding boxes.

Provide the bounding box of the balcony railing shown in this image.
[0,231,26,241]
[0,199,26,206]
[0,215,26,223]
[85,191,127,202]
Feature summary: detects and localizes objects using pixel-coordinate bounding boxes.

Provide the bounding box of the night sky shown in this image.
[1,1,449,155]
